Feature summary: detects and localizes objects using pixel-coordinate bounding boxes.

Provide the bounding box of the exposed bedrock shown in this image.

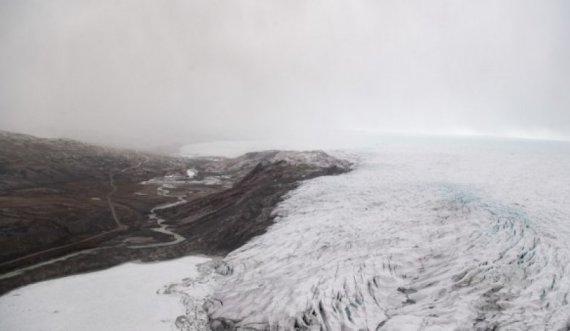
[158,150,352,255]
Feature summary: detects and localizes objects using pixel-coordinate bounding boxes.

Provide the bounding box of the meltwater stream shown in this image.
[197,139,570,330]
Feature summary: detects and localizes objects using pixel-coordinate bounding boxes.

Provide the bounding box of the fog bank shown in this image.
[1,0,569,148]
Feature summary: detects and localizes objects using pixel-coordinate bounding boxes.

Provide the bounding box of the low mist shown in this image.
[1,0,569,148]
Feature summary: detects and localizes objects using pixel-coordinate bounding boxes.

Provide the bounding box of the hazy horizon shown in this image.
[1,0,569,148]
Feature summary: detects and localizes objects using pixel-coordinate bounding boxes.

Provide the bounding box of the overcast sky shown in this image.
[1,0,569,147]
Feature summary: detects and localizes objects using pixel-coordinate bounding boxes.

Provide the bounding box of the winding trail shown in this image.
[105,172,126,230]
[105,156,149,230]
[0,156,149,278]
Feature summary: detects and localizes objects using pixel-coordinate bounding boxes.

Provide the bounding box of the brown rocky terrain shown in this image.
[0,131,190,267]
[0,131,351,295]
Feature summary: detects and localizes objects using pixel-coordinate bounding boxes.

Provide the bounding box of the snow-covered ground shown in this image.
[202,137,570,330]
[0,256,216,331]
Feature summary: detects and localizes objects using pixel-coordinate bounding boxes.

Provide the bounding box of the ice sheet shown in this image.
[205,138,570,330]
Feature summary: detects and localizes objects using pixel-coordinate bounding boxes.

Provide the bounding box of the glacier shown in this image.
[201,138,570,330]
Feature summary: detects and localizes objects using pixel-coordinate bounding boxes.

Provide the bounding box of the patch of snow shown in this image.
[143,174,188,186]
[0,256,214,331]
[270,150,351,169]
[186,168,197,179]
[189,177,223,186]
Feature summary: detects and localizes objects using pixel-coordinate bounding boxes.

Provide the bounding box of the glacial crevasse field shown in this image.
[204,138,570,330]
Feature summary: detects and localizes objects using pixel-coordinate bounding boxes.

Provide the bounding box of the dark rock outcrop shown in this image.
[160,152,351,254]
